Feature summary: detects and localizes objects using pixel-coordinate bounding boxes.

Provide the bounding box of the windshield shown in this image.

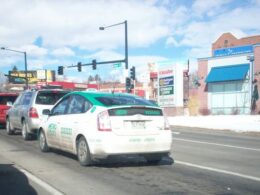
[35,91,69,105]
[95,95,156,107]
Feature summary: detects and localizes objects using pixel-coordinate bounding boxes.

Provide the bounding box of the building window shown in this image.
[224,40,228,47]
[208,81,250,114]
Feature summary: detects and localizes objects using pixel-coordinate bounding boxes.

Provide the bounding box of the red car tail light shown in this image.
[97,110,112,131]
[29,107,39,118]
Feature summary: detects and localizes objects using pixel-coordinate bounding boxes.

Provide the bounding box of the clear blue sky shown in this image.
[0,0,259,83]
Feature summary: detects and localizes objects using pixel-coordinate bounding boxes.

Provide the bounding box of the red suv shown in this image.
[0,92,19,125]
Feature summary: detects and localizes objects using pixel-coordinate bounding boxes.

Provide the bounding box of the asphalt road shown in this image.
[0,126,260,195]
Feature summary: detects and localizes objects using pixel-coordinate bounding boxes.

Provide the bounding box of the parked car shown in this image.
[0,92,19,125]
[6,89,69,140]
[38,91,172,166]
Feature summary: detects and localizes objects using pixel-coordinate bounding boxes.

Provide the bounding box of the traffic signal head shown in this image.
[77,62,82,72]
[125,77,131,93]
[92,59,96,70]
[130,66,135,80]
[58,66,64,75]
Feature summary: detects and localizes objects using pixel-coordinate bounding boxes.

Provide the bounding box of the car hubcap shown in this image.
[6,121,10,133]
[78,141,87,161]
[22,123,27,138]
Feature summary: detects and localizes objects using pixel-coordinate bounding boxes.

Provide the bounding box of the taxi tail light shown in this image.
[164,117,170,130]
[29,107,39,118]
[97,110,112,131]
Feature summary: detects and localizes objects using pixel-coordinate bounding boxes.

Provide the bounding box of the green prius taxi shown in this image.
[38,91,172,166]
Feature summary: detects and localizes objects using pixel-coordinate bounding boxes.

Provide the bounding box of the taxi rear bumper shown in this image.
[88,131,172,159]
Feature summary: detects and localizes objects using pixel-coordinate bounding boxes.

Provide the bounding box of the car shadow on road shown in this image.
[50,149,174,168]
[93,155,174,168]
[0,164,37,195]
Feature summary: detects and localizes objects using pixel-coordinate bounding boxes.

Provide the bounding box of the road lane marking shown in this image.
[172,132,180,135]
[172,138,260,152]
[17,166,64,195]
[175,160,260,182]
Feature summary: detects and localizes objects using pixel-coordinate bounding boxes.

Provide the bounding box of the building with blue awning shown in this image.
[197,33,260,115]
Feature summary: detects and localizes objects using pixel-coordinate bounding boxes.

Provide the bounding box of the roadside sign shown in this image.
[158,69,175,107]
[113,63,122,68]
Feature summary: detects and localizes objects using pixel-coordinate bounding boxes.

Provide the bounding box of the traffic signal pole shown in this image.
[57,59,126,75]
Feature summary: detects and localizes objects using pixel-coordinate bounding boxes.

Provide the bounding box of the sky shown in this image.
[0,0,260,83]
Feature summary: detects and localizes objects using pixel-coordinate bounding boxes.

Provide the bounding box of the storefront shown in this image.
[198,33,260,115]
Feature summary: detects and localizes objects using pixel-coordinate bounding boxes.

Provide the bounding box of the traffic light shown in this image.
[92,59,96,70]
[77,62,82,72]
[58,66,64,75]
[125,77,131,93]
[130,66,135,80]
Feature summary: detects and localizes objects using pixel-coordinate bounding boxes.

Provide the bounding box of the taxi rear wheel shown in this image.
[6,118,14,135]
[22,121,30,140]
[39,130,49,152]
[77,137,92,166]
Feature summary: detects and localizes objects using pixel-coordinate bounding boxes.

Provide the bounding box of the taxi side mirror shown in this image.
[42,109,51,115]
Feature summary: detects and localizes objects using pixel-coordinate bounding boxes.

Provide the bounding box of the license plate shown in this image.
[131,121,145,129]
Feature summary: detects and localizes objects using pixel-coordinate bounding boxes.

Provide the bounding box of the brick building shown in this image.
[197,33,260,115]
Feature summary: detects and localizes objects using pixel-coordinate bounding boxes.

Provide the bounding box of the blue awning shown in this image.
[205,64,249,83]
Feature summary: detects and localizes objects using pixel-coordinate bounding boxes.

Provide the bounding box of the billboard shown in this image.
[8,70,55,84]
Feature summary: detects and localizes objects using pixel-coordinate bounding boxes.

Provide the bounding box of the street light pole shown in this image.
[247,55,255,113]
[124,20,128,70]
[24,51,28,89]
[1,47,29,89]
[99,20,128,69]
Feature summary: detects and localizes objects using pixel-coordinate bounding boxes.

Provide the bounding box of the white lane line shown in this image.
[175,160,260,182]
[172,132,180,135]
[172,138,260,152]
[17,166,64,195]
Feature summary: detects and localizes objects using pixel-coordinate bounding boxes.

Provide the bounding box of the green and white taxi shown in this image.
[38,91,172,166]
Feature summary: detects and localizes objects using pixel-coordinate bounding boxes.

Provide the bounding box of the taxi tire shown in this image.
[77,137,92,166]
[22,120,30,141]
[39,130,49,152]
[143,153,165,164]
[6,118,14,135]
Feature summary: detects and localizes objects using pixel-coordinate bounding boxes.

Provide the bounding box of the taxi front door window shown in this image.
[67,95,91,114]
[51,96,70,116]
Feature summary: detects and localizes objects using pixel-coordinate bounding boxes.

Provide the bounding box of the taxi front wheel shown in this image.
[39,130,49,152]
[77,137,92,166]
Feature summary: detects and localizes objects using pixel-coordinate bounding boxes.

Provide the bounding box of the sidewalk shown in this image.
[168,115,260,132]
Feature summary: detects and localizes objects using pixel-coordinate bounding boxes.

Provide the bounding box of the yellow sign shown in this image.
[9,70,54,84]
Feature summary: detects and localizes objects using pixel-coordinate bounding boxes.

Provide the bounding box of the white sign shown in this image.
[37,70,46,80]
[158,68,175,107]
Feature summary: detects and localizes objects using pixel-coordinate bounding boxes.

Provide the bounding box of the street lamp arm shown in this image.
[1,47,25,54]
[99,21,126,30]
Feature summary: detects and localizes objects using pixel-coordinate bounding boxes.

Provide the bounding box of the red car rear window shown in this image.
[0,95,18,105]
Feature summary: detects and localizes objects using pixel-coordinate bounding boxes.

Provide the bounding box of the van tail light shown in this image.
[97,110,112,131]
[29,107,39,118]
[164,117,170,130]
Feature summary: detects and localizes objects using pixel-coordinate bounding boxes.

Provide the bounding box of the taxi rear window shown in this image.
[95,96,155,107]
[108,107,163,116]
[36,91,68,105]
